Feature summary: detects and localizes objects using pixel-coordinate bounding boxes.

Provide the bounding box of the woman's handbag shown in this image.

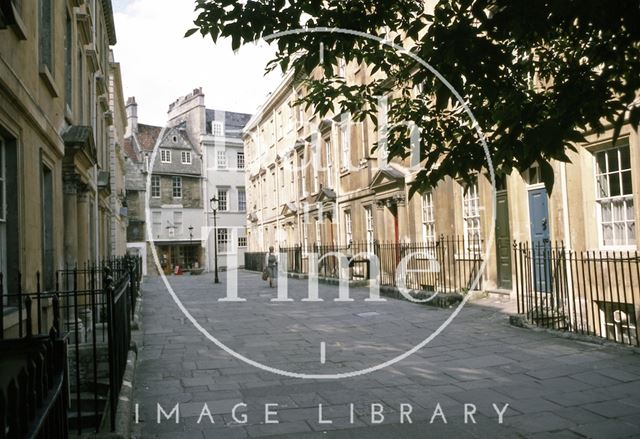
[262,267,269,281]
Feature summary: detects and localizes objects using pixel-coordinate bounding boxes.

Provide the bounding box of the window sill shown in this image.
[597,245,637,252]
[9,10,27,40]
[39,64,59,97]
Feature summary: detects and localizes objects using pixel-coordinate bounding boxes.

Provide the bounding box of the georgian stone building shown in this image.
[244,63,640,297]
[0,0,124,307]
[124,97,205,274]
[167,88,251,271]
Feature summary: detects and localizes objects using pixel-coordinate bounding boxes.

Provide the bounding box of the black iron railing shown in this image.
[244,252,266,273]
[0,295,68,439]
[103,263,136,433]
[248,236,484,294]
[0,254,143,437]
[514,241,640,346]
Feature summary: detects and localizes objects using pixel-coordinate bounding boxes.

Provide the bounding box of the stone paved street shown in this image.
[132,271,640,438]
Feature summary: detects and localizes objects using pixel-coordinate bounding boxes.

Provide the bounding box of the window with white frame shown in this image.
[462,180,481,248]
[217,150,227,169]
[340,122,350,170]
[315,219,322,249]
[161,149,171,163]
[595,144,635,247]
[302,219,309,253]
[289,158,294,183]
[181,151,191,164]
[344,210,353,244]
[217,189,228,211]
[237,151,245,169]
[211,121,224,137]
[325,137,333,188]
[172,176,182,198]
[152,211,161,236]
[173,211,183,235]
[365,206,374,253]
[422,191,436,243]
[312,143,319,192]
[271,171,276,202]
[151,175,160,198]
[238,188,246,212]
[238,236,247,248]
[217,228,229,253]
[277,110,283,138]
[299,152,306,197]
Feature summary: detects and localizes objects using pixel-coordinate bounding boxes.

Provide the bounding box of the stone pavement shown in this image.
[131,271,640,438]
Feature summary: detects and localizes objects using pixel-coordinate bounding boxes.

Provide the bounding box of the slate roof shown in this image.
[149,126,201,176]
[205,109,251,138]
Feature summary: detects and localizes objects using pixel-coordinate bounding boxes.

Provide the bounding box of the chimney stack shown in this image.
[125,96,138,137]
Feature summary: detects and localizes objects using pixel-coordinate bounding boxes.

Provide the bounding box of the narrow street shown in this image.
[132,272,640,438]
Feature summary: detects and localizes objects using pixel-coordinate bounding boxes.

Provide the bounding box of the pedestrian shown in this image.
[265,246,278,288]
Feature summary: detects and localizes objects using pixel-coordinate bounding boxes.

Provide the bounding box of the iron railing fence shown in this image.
[0,295,68,439]
[244,252,266,273]
[104,265,133,433]
[0,255,143,436]
[249,236,484,294]
[514,241,640,347]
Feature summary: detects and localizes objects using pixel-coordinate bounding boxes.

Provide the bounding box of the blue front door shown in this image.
[528,187,552,292]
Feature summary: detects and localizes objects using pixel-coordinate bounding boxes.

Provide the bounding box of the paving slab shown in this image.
[131,272,640,438]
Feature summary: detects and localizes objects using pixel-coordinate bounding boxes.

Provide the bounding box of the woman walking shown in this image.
[265,246,278,288]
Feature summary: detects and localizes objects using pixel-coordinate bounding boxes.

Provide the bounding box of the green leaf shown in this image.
[184,28,199,38]
[539,160,555,194]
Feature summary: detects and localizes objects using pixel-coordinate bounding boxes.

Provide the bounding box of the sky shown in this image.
[112,0,284,126]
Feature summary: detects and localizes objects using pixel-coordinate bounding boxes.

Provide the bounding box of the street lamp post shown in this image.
[188,225,194,268]
[210,197,220,284]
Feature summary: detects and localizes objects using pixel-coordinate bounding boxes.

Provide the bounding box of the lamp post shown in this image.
[210,197,220,284]
[188,226,194,268]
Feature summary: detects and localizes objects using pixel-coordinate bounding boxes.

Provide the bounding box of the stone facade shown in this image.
[124,98,206,275]
[0,0,124,313]
[244,62,640,297]
[167,88,251,271]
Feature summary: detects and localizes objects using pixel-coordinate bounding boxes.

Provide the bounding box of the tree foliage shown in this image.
[189,0,640,194]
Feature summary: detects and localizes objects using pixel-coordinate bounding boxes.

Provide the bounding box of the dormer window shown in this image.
[212,121,224,137]
[181,151,192,164]
[161,149,171,163]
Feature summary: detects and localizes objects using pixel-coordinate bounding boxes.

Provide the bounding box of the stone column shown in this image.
[395,194,409,242]
[63,172,79,269]
[76,184,91,267]
[374,200,385,242]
